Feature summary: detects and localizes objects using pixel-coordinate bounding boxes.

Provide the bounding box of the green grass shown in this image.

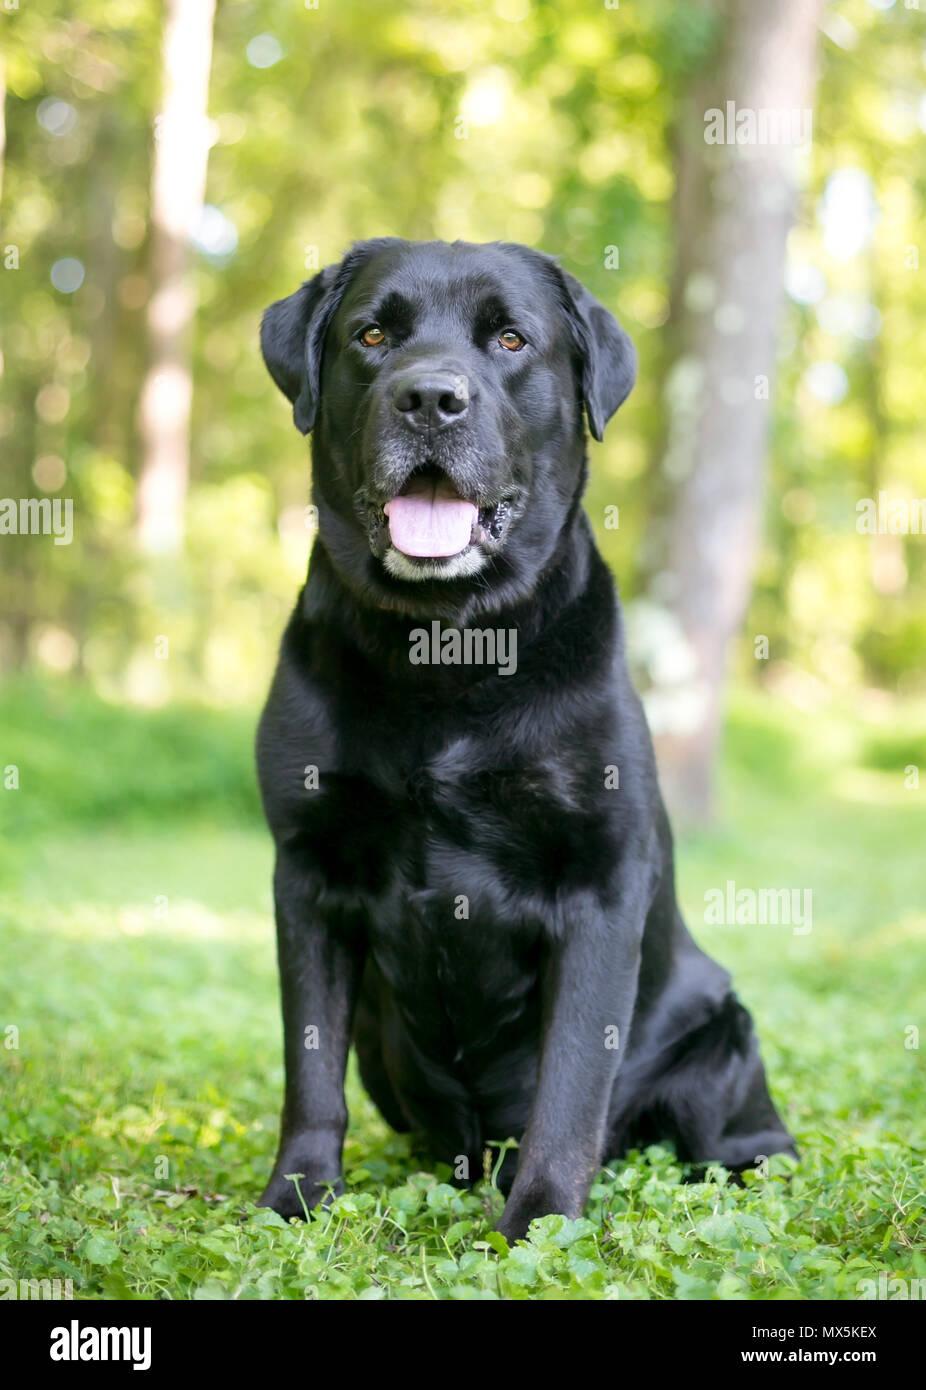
[0,680,924,1299]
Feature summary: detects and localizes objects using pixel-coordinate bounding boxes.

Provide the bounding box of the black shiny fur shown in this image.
[256,238,795,1241]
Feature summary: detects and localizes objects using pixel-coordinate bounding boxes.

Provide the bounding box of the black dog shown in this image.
[256,237,795,1242]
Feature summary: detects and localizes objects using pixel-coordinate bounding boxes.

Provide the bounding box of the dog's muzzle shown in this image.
[355,463,516,581]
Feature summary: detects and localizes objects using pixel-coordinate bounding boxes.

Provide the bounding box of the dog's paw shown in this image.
[258,1171,344,1222]
[494,1206,533,1245]
[494,1177,579,1244]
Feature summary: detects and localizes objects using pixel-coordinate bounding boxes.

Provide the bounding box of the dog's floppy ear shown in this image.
[260,265,340,435]
[261,238,405,435]
[558,270,637,442]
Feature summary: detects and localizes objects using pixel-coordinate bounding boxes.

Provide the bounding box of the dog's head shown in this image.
[261,238,635,618]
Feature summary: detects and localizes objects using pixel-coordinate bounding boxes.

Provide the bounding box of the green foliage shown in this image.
[0,679,261,847]
[1,683,922,1299]
[1,1,922,697]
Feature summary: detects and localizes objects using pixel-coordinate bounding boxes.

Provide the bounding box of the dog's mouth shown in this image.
[364,463,513,568]
[385,469,477,558]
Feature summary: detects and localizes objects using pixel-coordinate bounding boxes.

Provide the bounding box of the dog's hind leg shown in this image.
[610,991,796,1173]
[684,992,797,1171]
[352,963,412,1134]
[710,1049,798,1171]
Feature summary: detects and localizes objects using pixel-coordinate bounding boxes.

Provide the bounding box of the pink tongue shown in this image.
[384,479,477,558]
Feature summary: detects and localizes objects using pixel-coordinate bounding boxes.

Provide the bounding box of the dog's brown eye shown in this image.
[499,329,525,351]
[361,325,386,347]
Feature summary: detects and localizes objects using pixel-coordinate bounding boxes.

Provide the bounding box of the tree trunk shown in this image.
[646,0,825,826]
[136,0,216,554]
[0,54,6,205]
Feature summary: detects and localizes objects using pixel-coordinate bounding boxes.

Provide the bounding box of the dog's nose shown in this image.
[392,371,469,430]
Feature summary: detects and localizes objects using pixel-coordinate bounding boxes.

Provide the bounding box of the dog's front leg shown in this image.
[496,874,649,1243]
[259,849,365,1220]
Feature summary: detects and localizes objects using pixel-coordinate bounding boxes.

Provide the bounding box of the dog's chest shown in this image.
[337,749,559,1039]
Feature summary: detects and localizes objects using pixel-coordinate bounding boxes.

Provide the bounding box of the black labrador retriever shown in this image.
[256,237,795,1241]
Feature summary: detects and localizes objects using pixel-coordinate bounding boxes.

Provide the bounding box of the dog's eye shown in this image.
[360,325,386,347]
[498,329,525,351]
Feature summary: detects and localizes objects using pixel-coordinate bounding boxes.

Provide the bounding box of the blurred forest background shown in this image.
[1,0,925,823]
